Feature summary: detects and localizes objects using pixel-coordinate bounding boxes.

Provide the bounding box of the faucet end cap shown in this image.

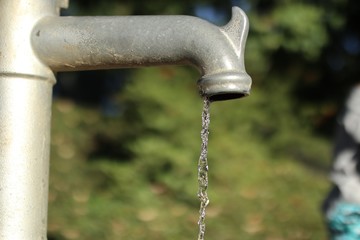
[198,72,251,101]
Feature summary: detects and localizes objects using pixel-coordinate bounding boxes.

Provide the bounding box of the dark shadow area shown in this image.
[55,70,129,116]
[87,133,134,163]
[47,234,62,240]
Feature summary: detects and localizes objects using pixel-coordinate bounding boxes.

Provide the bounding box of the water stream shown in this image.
[197,97,211,240]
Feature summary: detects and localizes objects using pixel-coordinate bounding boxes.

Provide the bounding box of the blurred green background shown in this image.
[48,0,360,239]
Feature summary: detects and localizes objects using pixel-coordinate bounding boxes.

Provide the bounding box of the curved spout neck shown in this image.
[32,7,251,101]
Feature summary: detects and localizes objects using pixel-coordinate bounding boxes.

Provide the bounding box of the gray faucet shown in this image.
[0,0,251,239]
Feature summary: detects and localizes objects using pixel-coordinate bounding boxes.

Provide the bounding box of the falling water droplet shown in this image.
[197,97,211,240]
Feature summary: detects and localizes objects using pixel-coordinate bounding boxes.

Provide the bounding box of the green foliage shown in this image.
[250,4,327,57]
[272,4,328,59]
[48,66,331,239]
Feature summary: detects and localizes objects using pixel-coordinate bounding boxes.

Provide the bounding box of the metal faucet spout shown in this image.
[32,7,251,101]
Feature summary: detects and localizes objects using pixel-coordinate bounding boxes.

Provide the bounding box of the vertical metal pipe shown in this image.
[0,0,62,239]
[0,76,53,239]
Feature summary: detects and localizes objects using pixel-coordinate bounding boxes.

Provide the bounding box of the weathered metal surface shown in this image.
[0,1,59,239]
[32,7,251,100]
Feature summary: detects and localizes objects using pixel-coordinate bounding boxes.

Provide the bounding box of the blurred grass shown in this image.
[48,67,331,240]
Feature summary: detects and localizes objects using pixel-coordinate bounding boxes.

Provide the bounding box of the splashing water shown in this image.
[197,97,211,240]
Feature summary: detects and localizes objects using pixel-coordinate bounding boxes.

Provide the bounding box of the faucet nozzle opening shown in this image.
[208,92,248,101]
[198,72,251,102]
